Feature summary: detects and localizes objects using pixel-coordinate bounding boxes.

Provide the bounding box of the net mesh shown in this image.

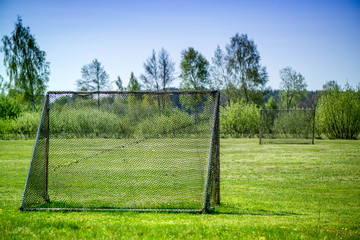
[20,91,220,212]
[260,109,315,144]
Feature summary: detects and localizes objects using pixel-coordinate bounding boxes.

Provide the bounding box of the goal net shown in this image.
[259,109,315,144]
[20,90,220,213]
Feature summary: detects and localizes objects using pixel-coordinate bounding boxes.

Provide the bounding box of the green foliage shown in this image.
[0,75,8,94]
[3,95,209,140]
[11,112,40,137]
[48,103,209,139]
[49,108,135,138]
[142,94,157,107]
[272,110,314,138]
[278,66,307,109]
[76,59,111,91]
[115,76,124,90]
[316,82,360,139]
[265,96,278,109]
[260,109,315,144]
[220,101,260,137]
[1,16,49,108]
[0,94,22,119]
[211,46,228,90]
[140,49,175,109]
[158,48,175,90]
[179,94,209,117]
[140,50,159,90]
[211,46,239,106]
[179,47,210,90]
[138,108,194,136]
[127,72,141,91]
[127,73,142,105]
[225,33,268,104]
[140,48,175,92]
[0,111,40,138]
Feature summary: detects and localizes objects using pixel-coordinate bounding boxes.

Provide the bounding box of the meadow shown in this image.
[0,138,359,239]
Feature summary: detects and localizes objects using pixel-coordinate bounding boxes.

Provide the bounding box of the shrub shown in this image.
[49,108,135,138]
[220,101,260,137]
[316,83,360,139]
[12,112,40,137]
[0,94,21,119]
[138,108,194,136]
[272,110,314,138]
[0,111,40,139]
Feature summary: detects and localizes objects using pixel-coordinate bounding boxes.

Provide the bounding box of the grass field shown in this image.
[23,137,212,210]
[0,138,359,239]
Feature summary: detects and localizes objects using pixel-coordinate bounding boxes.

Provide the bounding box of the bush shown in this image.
[272,110,314,138]
[12,112,40,137]
[0,111,40,139]
[316,84,360,139]
[220,101,260,137]
[0,94,215,139]
[137,108,194,136]
[0,94,21,119]
[49,108,135,138]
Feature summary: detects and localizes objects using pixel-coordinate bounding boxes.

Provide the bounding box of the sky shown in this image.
[0,0,359,91]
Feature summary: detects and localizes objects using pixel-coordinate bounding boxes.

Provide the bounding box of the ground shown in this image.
[0,138,359,239]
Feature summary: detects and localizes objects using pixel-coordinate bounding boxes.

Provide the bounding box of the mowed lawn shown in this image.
[24,137,211,210]
[0,138,359,239]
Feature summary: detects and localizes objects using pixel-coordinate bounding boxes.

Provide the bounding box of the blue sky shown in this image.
[0,0,359,91]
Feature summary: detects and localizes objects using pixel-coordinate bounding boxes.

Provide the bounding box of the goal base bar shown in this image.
[19,207,216,213]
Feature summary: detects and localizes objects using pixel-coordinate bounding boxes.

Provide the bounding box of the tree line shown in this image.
[1,17,359,139]
[0,17,318,110]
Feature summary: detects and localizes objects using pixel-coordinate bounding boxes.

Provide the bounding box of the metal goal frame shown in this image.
[20,90,220,213]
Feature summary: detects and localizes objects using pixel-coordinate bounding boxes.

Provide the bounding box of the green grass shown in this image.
[24,137,211,210]
[1,138,359,239]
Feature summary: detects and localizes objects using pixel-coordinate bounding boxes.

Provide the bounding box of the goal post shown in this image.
[20,90,220,213]
[259,109,315,145]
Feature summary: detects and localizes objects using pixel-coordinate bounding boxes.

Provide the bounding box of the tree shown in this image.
[265,96,278,109]
[158,48,175,91]
[1,16,50,108]
[76,59,111,91]
[179,48,210,122]
[76,58,110,106]
[127,72,141,91]
[140,48,175,91]
[225,33,268,104]
[127,72,141,105]
[278,66,307,109]
[0,75,7,94]
[115,76,124,91]
[140,48,175,108]
[0,94,22,119]
[140,50,159,91]
[322,80,340,92]
[179,47,210,90]
[299,90,320,109]
[211,45,233,105]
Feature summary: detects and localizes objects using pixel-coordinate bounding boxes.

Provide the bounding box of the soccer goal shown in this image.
[20,90,220,213]
[259,109,315,145]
